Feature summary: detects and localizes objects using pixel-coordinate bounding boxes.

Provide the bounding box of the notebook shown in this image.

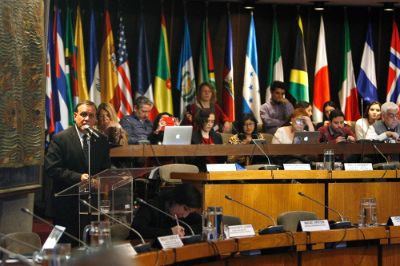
[292,131,320,144]
[162,126,193,145]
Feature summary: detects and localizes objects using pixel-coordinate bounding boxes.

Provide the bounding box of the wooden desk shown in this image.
[110,143,400,157]
[172,170,400,230]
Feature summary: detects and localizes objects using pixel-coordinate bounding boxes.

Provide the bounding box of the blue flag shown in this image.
[357,22,378,104]
[88,9,101,105]
[177,14,196,119]
[242,13,261,123]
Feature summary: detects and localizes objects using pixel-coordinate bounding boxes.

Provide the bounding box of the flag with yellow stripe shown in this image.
[154,12,173,114]
[289,16,309,102]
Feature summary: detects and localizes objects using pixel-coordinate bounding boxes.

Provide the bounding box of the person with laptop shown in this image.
[191,109,224,171]
[318,109,356,143]
[149,112,179,144]
[272,108,314,144]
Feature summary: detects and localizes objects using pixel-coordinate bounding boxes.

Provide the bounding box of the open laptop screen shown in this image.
[162,126,193,145]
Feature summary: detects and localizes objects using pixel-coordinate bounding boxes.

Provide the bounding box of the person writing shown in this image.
[129,183,202,239]
[318,109,356,144]
[45,100,110,245]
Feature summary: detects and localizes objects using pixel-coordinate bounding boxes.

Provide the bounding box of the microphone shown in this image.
[297,192,352,229]
[224,195,284,234]
[20,208,88,248]
[251,139,280,170]
[82,125,100,138]
[0,246,34,266]
[80,200,151,253]
[372,144,398,170]
[135,198,196,237]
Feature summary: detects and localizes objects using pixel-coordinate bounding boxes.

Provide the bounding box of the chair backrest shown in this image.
[277,211,318,232]
[220,133,233,144]
[158,164,199,184]
[0,232,41,255]
[223,215,241,226]
[260,133,274,144]
[110,224,130,243]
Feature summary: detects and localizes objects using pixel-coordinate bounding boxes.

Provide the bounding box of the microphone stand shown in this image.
[298,192,352,229]
[80,200,151,253]
[251,139,280,170]
[86,134,92,216]
[0,246,34,266]
[225,195,284,234]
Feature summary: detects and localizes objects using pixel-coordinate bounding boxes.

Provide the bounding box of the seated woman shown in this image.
[182,82,232,132]
[129,183,202,239]
[191,109,224,171]
[272,108,315,144]
[315,101,338,130]
[96,102,127,146]
[148,112,179,144]
[355,101,381,140]
[226,113,265,166]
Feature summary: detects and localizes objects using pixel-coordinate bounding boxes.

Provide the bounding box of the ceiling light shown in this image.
[243,0,256,10]
[383,2,395,12]
[313,1,326,11]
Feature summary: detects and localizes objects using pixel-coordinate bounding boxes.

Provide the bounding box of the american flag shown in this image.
[116,16,133,119]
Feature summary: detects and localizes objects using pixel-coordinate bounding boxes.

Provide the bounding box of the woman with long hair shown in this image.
[355,101,381,140]
[96,103,127,146]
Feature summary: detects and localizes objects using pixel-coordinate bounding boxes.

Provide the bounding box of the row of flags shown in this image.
[46,5,400,137]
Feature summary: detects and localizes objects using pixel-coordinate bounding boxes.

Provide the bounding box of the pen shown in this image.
[175,214,180,227]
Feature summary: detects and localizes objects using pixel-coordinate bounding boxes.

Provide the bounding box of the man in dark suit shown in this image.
[45,100,110,245]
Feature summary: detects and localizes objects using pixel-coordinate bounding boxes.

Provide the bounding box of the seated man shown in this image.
[318,109,356,144]
[260,81,294,134]
[365,102,400,143]
[120,96,153,144]
[129,183,202,239]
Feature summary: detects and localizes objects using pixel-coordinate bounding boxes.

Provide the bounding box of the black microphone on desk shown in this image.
[135,198,195,236]
[20,208,88,248]
[372,143,398,170]
[82,125,100,138]
[297,192,352,229]
[224,195,284,234]
[80,200,151,253]
[251,139,280,170]
[0,246,34,266]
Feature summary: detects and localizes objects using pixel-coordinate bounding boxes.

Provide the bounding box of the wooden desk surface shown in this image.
[237,232,307,252]
[111,143,400,157]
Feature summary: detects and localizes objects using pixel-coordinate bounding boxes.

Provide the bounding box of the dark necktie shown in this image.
[82,134,89,162]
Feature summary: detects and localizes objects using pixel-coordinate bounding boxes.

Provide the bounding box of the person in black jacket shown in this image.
[45,100,111,245]
[191,109,224,171]
[129,183,202,239]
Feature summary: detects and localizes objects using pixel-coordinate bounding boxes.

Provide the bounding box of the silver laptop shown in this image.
[162,126,193,145]
[293,131,320,144]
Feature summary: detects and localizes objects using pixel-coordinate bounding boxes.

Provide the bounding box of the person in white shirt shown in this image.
[365,102,400,142]
[355,101,381,140]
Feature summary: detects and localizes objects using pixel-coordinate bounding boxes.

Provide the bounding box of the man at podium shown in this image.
[45,100,111,245]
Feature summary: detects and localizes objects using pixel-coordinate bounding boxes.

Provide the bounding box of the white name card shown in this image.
[344,163,373,171]
[390,216,400,226]
[226,224,255,238]
[157,235,184,249]
[42,225,66,250]
[114,243,137,257]
[283,164,311,170]
[300,220,330,232]
[207,164,237,172]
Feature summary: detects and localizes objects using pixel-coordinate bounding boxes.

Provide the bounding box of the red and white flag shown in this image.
[313,16,330,123]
